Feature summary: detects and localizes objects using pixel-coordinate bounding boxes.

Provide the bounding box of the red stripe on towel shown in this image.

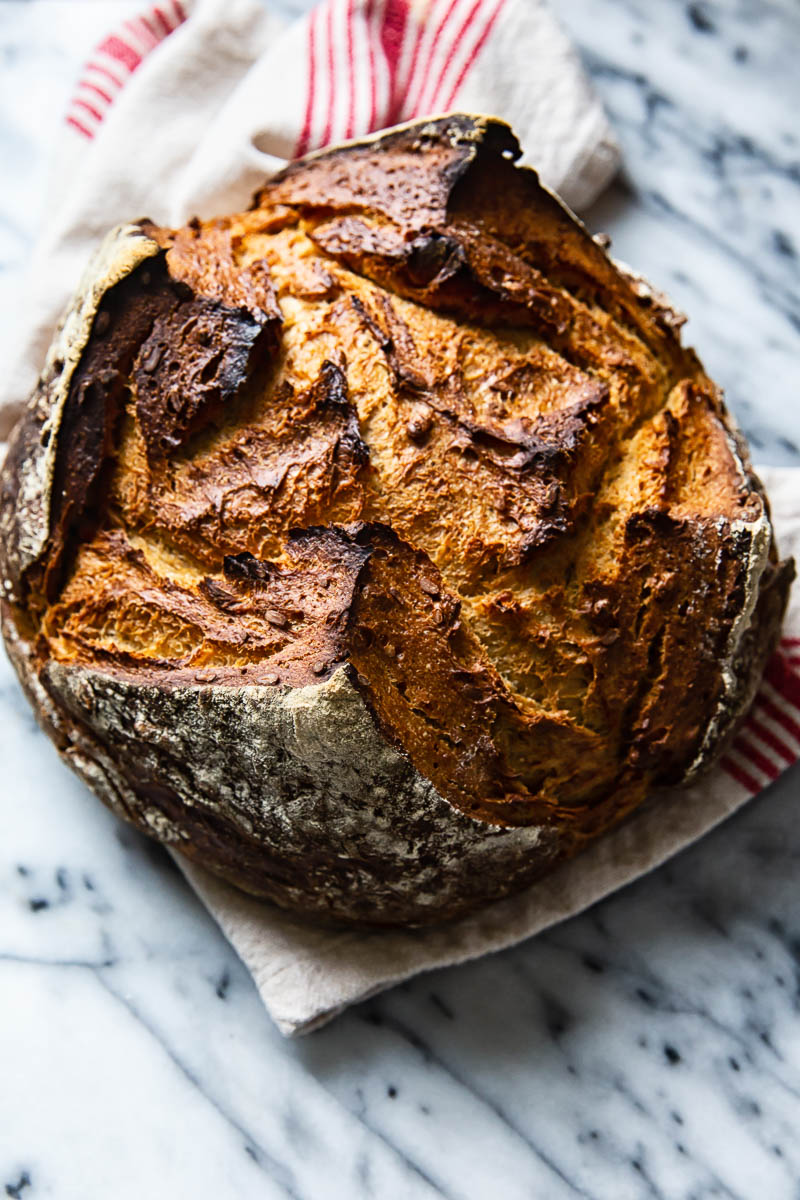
[98,34,143,73]
[721,755,762,794]
[732,733,781,781]
[67,3,188,140]
[66,114,94,139]
[441,0,505,110]
[744,714,796,766]
[80,80,113,106]
[73,96,104,123]
[759,693,800,746]
[296,6,319,156]
[381,0,408,123]
[766,654,800,709]
[410,0,460,117]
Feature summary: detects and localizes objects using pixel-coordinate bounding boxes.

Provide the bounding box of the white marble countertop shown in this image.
[1,1,799,1197]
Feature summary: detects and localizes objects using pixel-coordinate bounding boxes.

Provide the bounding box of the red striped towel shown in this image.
[67,1,189,139]
[67,0,516,149]
[724,650,800,793]
[60,0,620,216]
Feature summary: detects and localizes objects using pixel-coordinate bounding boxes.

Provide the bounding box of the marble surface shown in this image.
[1,1,799,1197]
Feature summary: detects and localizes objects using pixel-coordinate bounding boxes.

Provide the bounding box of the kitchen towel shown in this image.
[2,0,797,1038]
[0,0,620,438]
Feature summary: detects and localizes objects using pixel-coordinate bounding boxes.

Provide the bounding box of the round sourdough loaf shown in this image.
[0,115,793,926]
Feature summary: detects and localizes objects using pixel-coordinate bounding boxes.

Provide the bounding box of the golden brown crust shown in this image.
[0,115,793,926]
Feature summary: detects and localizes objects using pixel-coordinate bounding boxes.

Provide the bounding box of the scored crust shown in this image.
[0,115,793,926]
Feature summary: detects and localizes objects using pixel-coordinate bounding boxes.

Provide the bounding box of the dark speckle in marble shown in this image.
[215,968,230,1000]
[687,3,715,34]
[429,992,454,1020]
[541,993,573,1041]
[582,953,605,973]
[773,230,796,259]
[3,1173,31,1200]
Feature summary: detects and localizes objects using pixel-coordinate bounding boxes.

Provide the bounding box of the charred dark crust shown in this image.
[270,114,687,379]
[264,114,522,227]
[133,294,276,461]
[5,243,283,611]
[304,360,370,467]
[42,256,175,602]
[0,225,161,610]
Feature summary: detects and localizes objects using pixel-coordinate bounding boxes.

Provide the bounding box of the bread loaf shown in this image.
[0,115,793,926]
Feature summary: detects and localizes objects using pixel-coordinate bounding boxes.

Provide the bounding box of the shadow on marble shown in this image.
[579,171,637,239]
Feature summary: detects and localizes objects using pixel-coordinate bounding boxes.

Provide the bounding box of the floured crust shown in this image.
[0,115,793,926]
[0,604,555,925]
